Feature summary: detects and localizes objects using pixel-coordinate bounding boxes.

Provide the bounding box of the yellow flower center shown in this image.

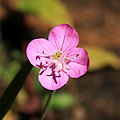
[53,52,62,60]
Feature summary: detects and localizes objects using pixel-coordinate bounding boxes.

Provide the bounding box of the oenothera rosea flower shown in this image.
[26,24,89,90]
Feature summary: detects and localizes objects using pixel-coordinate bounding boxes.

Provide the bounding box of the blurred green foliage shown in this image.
[15,0,73,26]
[85,47,120,71]
[50,92,76,110]
[2,60,21,82]
[0,47,21,82]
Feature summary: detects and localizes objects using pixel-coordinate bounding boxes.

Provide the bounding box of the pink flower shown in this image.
[26,24,89,90]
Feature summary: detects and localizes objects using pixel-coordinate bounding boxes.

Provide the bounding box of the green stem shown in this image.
[40,90,56,120]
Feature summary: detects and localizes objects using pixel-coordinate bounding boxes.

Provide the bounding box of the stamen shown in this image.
[36,55,40,60]
[36,62,42,68]
[39,68,47,75]
[42,51,45,54]
[46,63,61,84]
[76,54,79,57]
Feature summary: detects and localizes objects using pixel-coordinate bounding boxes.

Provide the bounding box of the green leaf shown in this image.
[15,0,73,25]
[0,60,32,119]
[85,47,120,71]
[50,92,76,110]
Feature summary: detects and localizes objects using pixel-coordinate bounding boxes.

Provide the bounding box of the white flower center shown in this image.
[51,51,63,70]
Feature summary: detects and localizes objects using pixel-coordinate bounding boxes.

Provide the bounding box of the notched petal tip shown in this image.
[26,38,55,67]
[49,24,79,51]
[38,68,69,90]
[66,51,90,78]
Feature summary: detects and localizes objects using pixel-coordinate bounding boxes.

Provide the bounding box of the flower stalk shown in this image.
[40,90,56,120]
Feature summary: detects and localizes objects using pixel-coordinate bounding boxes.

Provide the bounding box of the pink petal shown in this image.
[26,38,55,67]
[48,24,79,51]
[38,68,69,90]
[67,48,89,66]
[66,62,89,78]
